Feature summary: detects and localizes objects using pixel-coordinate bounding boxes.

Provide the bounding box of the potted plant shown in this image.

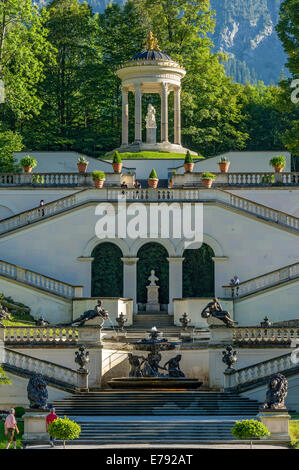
[48,417,81,449]
[112,151,122,174]
[218,156,230,173]
[77,156,89,173]
[184,151,194,173]
[92,170,106,188]
[201,172,216,188]
[232,419,270,449]
[269,155,286,173]
[20,156,37,173]
[169,170,176,188]
[148,168,159,188]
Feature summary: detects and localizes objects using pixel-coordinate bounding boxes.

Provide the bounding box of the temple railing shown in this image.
[0,188,298,235]
[3,327,79,345]
[0,259,83,298]
[2,348,80,391]
[224,351,299,392]
[222,262,299,299]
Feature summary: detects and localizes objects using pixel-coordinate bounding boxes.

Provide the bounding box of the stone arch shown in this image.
[176,234,224,258]
[137,242,169,305]
[131,237,176,257]
[82,236,130,258]
[0,205,16,220]
[91,242,124,297]
[183,243,215,298]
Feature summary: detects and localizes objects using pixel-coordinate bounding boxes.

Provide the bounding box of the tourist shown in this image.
[229,275,240,297]
[134,180,141,188]
[39,199,45,217]
[5,408,19,450]
[121,182,128,188]
[46,407,58,447]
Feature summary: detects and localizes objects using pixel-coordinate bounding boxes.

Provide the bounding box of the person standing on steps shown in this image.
[5,408,19,449]
[46,407,58,447]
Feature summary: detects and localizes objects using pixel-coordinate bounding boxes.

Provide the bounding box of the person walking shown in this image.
[5,408,19,449]
[46,407,58,447]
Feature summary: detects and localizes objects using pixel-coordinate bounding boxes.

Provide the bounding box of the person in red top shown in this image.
[46,407,58,447]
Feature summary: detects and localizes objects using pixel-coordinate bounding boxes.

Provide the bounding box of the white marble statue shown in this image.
[148,269,159,286]
[145,104,157,129]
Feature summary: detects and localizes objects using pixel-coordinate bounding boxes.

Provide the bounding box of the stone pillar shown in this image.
[77,370,89,391]
[258,411,291,442]
[223,369,237,391]
[134,84,142,143]
[212,256,229,298]
[167,257,184,315]
[174,87,181,145]
[122,87,129,145]
[121,257,139,314]
[22,410,49,446]
[76,257,94,297]
[161,82,169,142]
[209,325,234,345]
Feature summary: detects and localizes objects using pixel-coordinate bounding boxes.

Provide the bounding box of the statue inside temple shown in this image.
[72,299,109,326]
[201,298,236,327]
[145,104,157,129]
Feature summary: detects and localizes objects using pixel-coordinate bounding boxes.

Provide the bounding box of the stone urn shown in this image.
[184,162,194,173]
[77,162,88,173]
[218,161,230,173]
[112,162,122,174]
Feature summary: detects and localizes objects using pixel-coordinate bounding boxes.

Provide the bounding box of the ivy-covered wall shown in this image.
[91,242,123,297]
[137,242,169,304]
[183,244,215,297]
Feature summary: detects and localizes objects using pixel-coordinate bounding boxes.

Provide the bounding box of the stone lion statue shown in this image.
[262,373,288,410]
[27,373,48,409]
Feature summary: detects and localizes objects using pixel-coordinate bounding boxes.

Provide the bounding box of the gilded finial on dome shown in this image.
[144,31,161,52]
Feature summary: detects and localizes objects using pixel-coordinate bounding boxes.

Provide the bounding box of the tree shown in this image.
[276,0,299,79]
[232,419,270,449]
[0,127,22,173]
[48,416,81,448]
[0,366,11,385]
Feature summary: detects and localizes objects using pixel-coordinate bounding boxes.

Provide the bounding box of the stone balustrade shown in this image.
[209,324,299,346]
[222,262,299,298]
[3,326,79,345]
[0,259,83,298]
[172,172,299,187]
[0,172,122,187]
[1,188,298,235]
[2,348,80,390]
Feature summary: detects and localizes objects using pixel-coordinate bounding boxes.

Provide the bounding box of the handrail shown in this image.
[4,326,79,345]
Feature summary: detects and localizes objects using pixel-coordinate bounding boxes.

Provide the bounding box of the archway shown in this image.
[137,242,169,305]
[183,244,215,297]
[91,242,123,297]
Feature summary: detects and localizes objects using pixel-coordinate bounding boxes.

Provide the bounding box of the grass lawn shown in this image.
[2,309,35,327]
[102,151,204,160]
[290,419,299,449]
[0,420,24,449]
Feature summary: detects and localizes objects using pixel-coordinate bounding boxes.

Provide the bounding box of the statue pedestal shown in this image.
[146,285,160,312]
[146,127,156,144]
[22,410,49,446]
[258,410,291,442]
[77,326,102,346]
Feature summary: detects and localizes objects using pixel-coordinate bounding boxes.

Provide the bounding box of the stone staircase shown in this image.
[132,313,174,329]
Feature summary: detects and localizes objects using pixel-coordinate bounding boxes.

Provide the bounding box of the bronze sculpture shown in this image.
[164,355,185,378]
[128,353,143,377]
[27,373,48,409]
[201,298,236,327]
[222,345,238,370]
[72,299,109,326]
[262,373,288,410]
[75,345,90,372]
[179,313,191,331]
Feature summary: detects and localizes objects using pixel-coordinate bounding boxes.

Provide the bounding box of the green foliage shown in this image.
[137,243,169,304]
[91,242,123,297]
[105,151,202,159]
[183,244,214,298]
[232,419,270,441]
[269,155,286,168]
[0,366,11,386]
[184,151,193,164]
[219,156,229,162]
[92,170,105,180]
[0,421,24,449]
[14,407,25,418]
[20,156,37,169]
[201,172,216,180]
[77,156,89,164]
[48,416,81,444]
[0,129,23,173]
[276,0,298,79]
[148,168,158,179]
[113,151,122,163]
[290,420,299,448]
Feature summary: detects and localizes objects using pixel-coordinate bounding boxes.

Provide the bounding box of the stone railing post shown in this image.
[77,326,102,346]
[77,370,89,391]
[223,369,237,391]
[209,325,235,346]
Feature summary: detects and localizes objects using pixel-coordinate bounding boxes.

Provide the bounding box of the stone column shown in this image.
[161,82,169,143]
[121,257,139,314]
[167,257,184,315]
[134,84,142,143]
[122,87,129,146]
[174,87,181,145]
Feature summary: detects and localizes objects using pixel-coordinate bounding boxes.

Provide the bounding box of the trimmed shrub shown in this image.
[20,156,37,169]
[92,171,106,181]
[14,407,25,418]
[149,169,158,179]
[113,151,122,164]
[48,417,81,449]
[269,155,286,168]
[201,172,216,180]
[232,419,270,449]
[184,151,193,163]
[77,156,89,164]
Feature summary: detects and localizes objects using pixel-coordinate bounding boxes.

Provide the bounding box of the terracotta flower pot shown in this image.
[93,179,104,188]
[23,166,33,173]
[148,178,159,189]
[218,162,230,173]
[202,178,213,188]
[184,162,194,173]
[169,180,173,188]
[112,162,123,174]
[77,163,88,173]
[273,165,284,173]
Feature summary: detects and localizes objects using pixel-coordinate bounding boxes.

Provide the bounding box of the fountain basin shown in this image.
[107,377,202,389]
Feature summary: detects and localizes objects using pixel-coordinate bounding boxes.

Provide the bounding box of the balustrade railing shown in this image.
[2,348,79,389]
[4,326,78,345]
[222,262,299,298]
[0,259,83,298]
[233,326,299,345]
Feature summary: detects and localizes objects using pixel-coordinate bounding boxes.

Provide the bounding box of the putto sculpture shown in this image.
[262,373,288,410]
[179,312,191,331]
[116,312,127,331]
[75,345,90,372]
[72,299,109,327]
[222,345,238,371]
[201,298,236,327]
[0,304,10,321]
[27,373,48,409]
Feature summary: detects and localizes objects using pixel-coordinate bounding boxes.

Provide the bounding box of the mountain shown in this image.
[38,0,287,85]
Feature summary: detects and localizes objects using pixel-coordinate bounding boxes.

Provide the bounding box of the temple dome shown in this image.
[131,50,172,61]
